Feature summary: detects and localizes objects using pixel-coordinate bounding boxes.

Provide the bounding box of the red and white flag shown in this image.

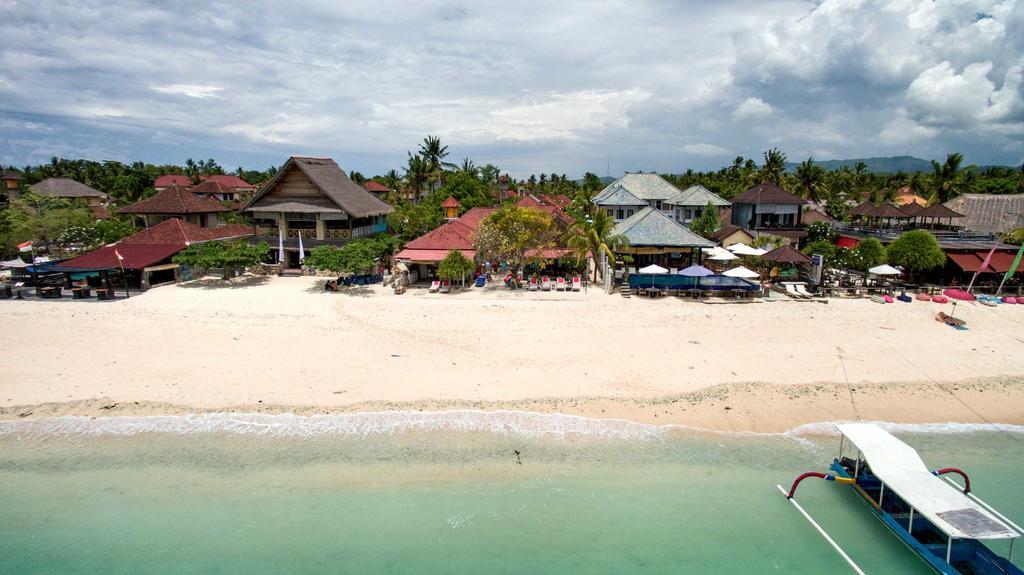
[17,240,32,252]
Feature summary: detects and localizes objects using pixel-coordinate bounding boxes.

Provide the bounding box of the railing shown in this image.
[833,224,994,243]
[286,229,316,239]
[351,225,377,238]
[254,226,278,237]
[324,229,352,240]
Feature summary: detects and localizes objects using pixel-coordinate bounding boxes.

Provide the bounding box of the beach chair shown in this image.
[541,276,551,291]
[556,277,566,291]
[784,284,804,299]
[428,280,440,293]
[572,276,581,291]
[474,275,486,288]
[794,284,813,298]
[528,277,539,291]
[440,280,451,293]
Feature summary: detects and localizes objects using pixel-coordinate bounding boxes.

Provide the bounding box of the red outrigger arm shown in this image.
[932,467,971,493]
[787,471,856,499]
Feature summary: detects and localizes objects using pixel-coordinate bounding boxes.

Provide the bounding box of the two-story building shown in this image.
[242,157,393,269]
[29,177,112,219]
[593,173,728,225]
[729,183,808,244]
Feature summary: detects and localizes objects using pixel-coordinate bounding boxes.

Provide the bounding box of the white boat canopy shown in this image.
[837,423,1019,541]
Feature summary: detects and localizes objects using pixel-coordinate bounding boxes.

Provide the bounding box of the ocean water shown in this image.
[0,412,1021,575]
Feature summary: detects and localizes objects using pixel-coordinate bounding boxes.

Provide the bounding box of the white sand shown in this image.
[2,275,1023,432]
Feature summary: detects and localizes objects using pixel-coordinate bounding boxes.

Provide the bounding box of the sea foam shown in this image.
[1,410,1021,440]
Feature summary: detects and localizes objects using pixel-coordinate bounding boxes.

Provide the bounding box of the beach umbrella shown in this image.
[728,243,759,256]
[722,266,759,279]
[638,264,668,274]
[707,247,738,261]
[868,264,902,276]
[678,265,713,276]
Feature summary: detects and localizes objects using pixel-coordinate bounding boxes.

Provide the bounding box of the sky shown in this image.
[0,0,1022,178]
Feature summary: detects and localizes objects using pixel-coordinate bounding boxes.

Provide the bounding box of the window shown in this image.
[626,210,634,218]
[617,209,625,219]
[607,209,614,217]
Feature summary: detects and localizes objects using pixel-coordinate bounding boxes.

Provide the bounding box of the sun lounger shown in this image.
[794,284,813,298]
[528,277,538,291]
[428,280,440,293]
[784,284,804,299]
[555,277,566,291]
[572,276,581,291]
[440,280,450,293]
[541,276,551,291]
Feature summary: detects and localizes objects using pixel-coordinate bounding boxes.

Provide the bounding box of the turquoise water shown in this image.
[0,414,1022,574]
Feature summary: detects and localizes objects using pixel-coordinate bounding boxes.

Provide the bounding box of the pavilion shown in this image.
[611,207,714,271]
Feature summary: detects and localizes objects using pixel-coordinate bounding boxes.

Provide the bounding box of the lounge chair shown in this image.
[794,284,813,298]
[556,277,566,291]
[474,275,486,288]
[541,276,551,291]
[428,280,440,293]
[440,280,450,293]
[784,284,804,299]
[572,276,581,291]
[528,277,539,291]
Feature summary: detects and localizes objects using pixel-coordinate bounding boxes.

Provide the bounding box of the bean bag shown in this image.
[915,292,932,301]
[883,295,894,303]
[1003,297,1017,304]
[870,294,886,304]
[932,295,949,303]
[943,288,975,301]
[897,294,913,303]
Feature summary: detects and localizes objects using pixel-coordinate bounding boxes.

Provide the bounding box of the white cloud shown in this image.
[681,143,732,157]
[878,111,939,146]
[150,84,224,99]
[732,97,774,122]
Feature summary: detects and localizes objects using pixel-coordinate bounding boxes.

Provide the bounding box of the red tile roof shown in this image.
[802,208,834,224]
[732,183,806,205]
[947,252,988,273]
[119,185,231,215]
[60,244,183,271]
[154,174,192,188]
[513,195,573,225]
[120,219,252,246]
[201,174,255,189]
[363,181,391,193]
[189,180,237,196]
[441,195,460,208]
[90,205,111,220]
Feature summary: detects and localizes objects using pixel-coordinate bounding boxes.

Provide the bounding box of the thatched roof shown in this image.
[761,244,812,264]
[30,177,107,199]
[945,194,1024,233]
[244,157,393,218]
[918,203,964,219]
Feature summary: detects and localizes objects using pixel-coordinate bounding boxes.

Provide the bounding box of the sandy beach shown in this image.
[2,275,1023,433]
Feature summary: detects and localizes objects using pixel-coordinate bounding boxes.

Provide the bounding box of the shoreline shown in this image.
[4,376,1022,434]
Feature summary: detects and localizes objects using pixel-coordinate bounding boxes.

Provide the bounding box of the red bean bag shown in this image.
[915,293,932,301]
[932,295,949,303]
[943,288,975,301]
[883,295,894,303]
[1003,297,1017,304]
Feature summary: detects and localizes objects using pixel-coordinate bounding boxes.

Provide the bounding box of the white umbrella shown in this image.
[729,243,762,256]
[868,264,902,276]
[638,264,668,274]
[707,246,738,261]
[722,266,760,279]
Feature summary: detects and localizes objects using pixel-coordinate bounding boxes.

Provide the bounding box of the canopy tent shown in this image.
[638,264,668,274]
[1,258,30,269]
[706,246,738,261]
[678,264,714,277]
[722,266,759,279]
[868,264,902,276]
[838,423,1018,540]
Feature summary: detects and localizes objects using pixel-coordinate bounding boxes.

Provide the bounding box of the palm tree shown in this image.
[929,153,967,204]
[459,157,476,175]
[418,135,450,194]
[793,158,828,202]
[404,153,429,202]
[566,209,629,282]
[758,148,788,186]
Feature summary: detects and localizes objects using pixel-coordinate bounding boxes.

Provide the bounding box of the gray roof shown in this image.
[593,184,646,206]
[612,207,715,248]
[944,194,1024,234]
[244,157,394,218]
[667,185,729,208]
[595,173,681,202]
[247,197,345,213]
[30,178,107,199]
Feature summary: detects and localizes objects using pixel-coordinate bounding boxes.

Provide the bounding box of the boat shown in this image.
[782,423,1022,574]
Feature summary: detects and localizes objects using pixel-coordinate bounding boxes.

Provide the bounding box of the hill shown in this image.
[782,156,934,173]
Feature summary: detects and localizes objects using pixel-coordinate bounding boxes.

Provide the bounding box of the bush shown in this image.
[438,250,475,283]
[172,240,269,279]
[887,230,945,273]
[854,237,887,269]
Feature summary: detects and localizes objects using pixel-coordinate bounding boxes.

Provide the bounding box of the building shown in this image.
[202,174,257,198]
[119,185,231,228]
[730,183,808,243]
[362,180,393,202]
[712,225,755,248]
[441,196,460,220]
[242,156,393,269]
[945,194,1024,236]
[593,174,728,225]
[56,218,253,290]
[29,177,111,219]
[154,174,193,190]
[189,180,241,203]
[1,171,23,205]
[611,206,714,270]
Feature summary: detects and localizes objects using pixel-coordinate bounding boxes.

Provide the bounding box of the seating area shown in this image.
[423,274,583,294]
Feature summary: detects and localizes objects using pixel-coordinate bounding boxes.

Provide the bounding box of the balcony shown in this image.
[286,229,316,239]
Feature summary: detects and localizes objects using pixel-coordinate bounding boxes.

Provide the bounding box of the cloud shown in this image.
[681,143,733,157]
[150,84,225,99]
[731,97,774,122]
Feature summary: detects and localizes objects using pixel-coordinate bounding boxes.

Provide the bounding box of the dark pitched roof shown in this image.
[901,202,925,216]
[30,178,107,199]
[712,224,751,242]
[59,244,182,271]
[761,244,812,264]
[847,201,908,218]
[945,194,1024,233]
[189,180,237,196]
[732,183,806,205]
[119,185,230,214]
[119,218,252,246]
[611,207,714,248]
[154,174,192,188]
[363,181,391,193]
[918,203,964,219]
[802,208,834,224]
[2,171,23,181]
[243,157,393,218]
[201,174,255,189]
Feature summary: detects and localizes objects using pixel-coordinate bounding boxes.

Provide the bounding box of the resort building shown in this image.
[730,183,808,243]
[242,156,393,269]
[202,174,257,199]
[189,180,242,203]
[611,206,714,270]
[29,177,112,219]
[119,185,231,228]
[712,225,755,248]
[362,181,393,202]
[154,174,193,190]
[944,194,1024,235]
[594,174,728,225]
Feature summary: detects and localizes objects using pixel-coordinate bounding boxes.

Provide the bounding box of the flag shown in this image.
[17,240,32,253]
[979,244,998,271]
[297,230,305,264]
[1004,243,1024,284]
[277,227,285,263]
[114,249,124,261]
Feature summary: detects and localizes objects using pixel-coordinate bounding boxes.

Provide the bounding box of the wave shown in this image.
[1,410,1021,440]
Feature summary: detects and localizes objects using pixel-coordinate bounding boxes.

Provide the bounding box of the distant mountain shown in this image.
[783,156,934,173]
[573,175,616,186]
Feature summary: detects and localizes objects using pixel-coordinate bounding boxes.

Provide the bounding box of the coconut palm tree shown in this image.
[458,157,476,175]
[404,153,429,202]
[793,158,828,202]
[929,153,970,204]
[566,209,629,282]
[418,135,451,194]
[758,148,788,186]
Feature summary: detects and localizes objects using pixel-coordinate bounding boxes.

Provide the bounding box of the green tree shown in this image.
[886,230,945,278]
[565,209,628,281]
[474,206,558,287]
[929,153,969,204]
[388,201,443,241]
[431,170,490,210]
[805,221,837,243]
[853,237,887,270]
[758,148,788,186]
[404,153,430,202]
[688,202,722,239]
[172,240,269,279]
[304,236,401,275]
[418,135,451,194]
[582,172,603,194]
[802,239,837,263]
[437,249,475,286]
[793,158,827,202]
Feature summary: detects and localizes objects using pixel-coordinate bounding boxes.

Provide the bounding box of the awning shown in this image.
[947,252,992,273]
[835,236,858,249]
[987,251,1021,274]
[638,264,668,274]
[1,258,30,269]
[57,244,182,271]
[838,423,1018,540]
[394,249,475,263]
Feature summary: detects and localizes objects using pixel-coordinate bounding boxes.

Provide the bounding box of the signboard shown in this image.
[811,254,824,283]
